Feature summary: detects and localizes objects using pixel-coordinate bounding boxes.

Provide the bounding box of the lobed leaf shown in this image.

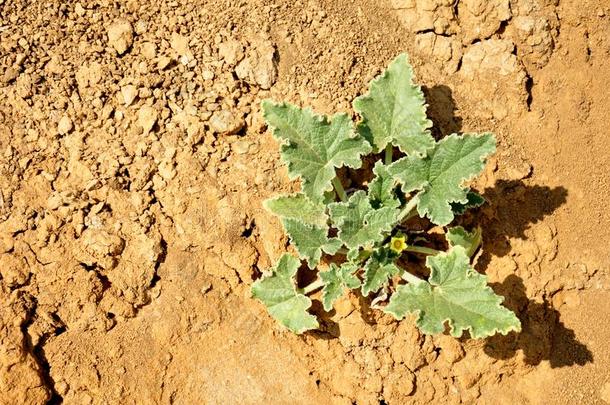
[353,53,434,155]
[251,254,319,334]
[389,133,496,226]
[264,193,328,227]
[320,263,361,311]
[262,100,372,203]
[328,190,398,249]
[384,246,521,338]
[451,190,486,215]
[368,161,401,209]
[445,226,482,257]
[283,219,342,269]
[361,249,400,296]
[347,248,361,262]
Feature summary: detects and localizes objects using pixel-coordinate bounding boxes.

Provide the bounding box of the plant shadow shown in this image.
[307,299,342,340]
[311,86,577,360]
[485,275,593,367]
[423,84,463,138]
[469,180,568,270]
[305,291,379,340]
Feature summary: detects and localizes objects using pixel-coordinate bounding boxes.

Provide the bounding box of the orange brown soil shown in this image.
[1,0,609,404]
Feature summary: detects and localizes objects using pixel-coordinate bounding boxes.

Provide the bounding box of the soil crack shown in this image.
[21,299,64,404]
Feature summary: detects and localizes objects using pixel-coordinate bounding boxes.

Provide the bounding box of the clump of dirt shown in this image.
[1,0,609,404]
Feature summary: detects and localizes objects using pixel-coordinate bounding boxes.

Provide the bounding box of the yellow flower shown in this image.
[390,235,407,254]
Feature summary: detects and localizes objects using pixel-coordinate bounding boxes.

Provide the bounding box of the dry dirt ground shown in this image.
[1,0,610,404]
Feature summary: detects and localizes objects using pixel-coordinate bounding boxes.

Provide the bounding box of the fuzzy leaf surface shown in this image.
[328,190,398,249]
[368,161,400,209]
[446,226,482,257]
[362,249,400,296]
[262,100,371,202]
[264,193,327,227]
[320,263,361,311]
[451,190,486,215]
[353,54,434,155]
[283,219,342,268]
[251,254,319,333]
[389,133,496,226]
[347,248,361,262]
[384,246,521,338]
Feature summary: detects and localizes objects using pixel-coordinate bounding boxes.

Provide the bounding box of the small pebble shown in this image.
[140,42,156,59]
[107,19,133,55]
[232,139,251,154]
[121,85,138,106]
[209,109,244,135]
[218,40,244,65]
[74,3,86,16]
[157,56,171,70]
[170,32,189,56]
[2,66,19,83]
[138,105,157,134]
[201,70,214,80]
[57,115,73,135]
[134,20,147,34]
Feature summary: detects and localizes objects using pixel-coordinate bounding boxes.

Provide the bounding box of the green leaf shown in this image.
[328,190,398,249]
[368,161,400,209]
[384,246,521,338]
[322,190,337,205]
[320,263,361,311]
[389,133,496,226]
[264,193,328,227]
[347,248,360,262]
[362,249,400,296]
[347,247,373,263]
[251,254,319,334]
[266,193,339,268]
[445,226,482,257]
[353,54,434,155]
[451,190,486,215]
[283,219,342,268]
[262,100,372,203]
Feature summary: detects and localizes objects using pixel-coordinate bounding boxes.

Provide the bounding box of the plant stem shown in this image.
[300,278,325,295]
[404,245,440,255]
[401,271,424,285]
[403,208,419,221]
[398,196,419,221]
[384,144,393,164]
[337,247,372,263]
[332,177,348,202]
[466,227,483,258]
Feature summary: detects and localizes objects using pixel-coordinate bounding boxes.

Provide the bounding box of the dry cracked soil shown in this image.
[1,0,610,404]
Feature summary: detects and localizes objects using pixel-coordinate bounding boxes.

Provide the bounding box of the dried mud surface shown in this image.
[1,0,609,404]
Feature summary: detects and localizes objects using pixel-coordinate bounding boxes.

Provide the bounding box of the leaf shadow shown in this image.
[485,275,593,367]
[306,300,342,340]
[423,84,463,138]
[305,291,378,340]
[463,180,569,270]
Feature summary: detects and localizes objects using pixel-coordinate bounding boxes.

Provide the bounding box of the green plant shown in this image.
[251,54,521,338]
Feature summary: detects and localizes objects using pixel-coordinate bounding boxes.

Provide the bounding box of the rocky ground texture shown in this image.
[1,0,610,404]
